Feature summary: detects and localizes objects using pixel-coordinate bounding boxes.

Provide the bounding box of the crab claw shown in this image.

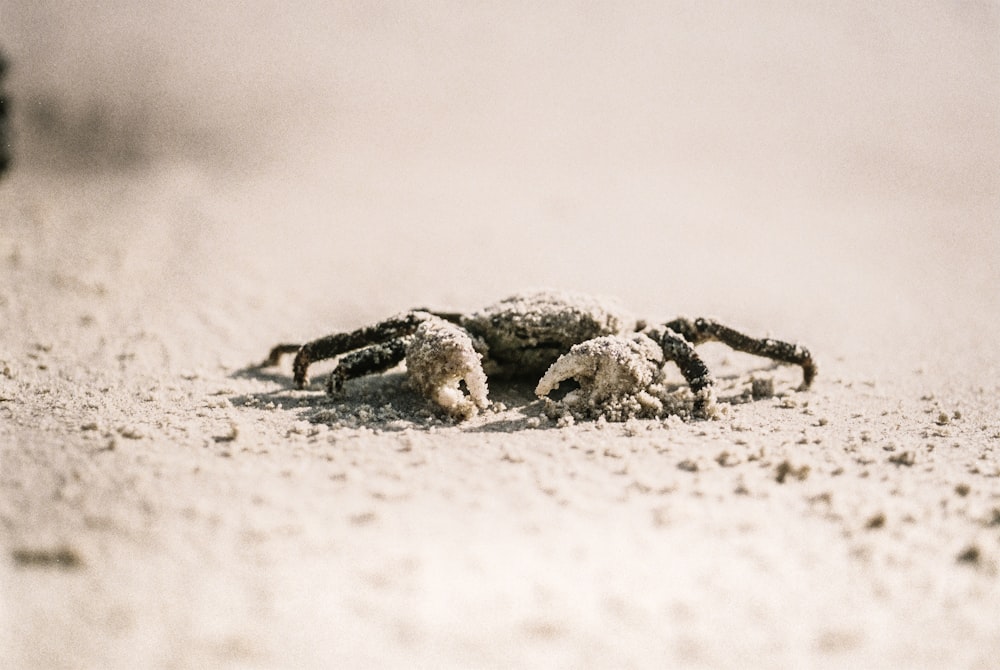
[535,335,664,419]
[405,319,489,419]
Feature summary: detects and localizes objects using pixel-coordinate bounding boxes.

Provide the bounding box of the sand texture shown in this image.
[2,3,999,668]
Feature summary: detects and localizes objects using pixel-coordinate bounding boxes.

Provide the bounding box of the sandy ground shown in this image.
[2,3,1000,668]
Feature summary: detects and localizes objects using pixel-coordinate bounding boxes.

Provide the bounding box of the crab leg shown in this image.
[665,317,816,390]
[262,343,301,367]
[656,328,716,418]
[264,312,432,388]
[326,340,408,395]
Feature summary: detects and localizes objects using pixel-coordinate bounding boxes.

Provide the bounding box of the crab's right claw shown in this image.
[406,319,489,420]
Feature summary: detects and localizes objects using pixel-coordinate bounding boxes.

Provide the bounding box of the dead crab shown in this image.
[262,290,815,421]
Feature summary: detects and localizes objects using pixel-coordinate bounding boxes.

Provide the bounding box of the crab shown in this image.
[262,290,815,421]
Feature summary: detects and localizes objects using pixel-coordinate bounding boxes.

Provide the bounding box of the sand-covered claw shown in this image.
[535,335,666,421]
[405,319,489,419]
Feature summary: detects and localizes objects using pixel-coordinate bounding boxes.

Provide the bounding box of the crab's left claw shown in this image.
[405,319,489,420]
[536,335,664,419]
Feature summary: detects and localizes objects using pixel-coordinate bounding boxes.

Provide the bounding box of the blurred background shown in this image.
[2,1,998,377]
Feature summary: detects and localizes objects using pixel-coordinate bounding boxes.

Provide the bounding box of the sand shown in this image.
[2,3,999,668]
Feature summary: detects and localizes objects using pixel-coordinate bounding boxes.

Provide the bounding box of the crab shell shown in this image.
[460,291,638,378]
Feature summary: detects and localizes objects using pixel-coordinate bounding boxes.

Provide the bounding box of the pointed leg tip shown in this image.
[800,362,817,390]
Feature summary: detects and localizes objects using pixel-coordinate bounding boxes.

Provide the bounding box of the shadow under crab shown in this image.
[260,290,816,423]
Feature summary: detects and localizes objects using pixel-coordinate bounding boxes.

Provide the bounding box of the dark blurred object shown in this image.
[0,49,9,176]
[26,95,148,171]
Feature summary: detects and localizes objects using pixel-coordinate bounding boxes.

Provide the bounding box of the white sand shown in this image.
[2,3,999,668]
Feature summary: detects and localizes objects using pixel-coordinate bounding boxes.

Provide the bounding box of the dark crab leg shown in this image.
[262,343,301,367]
[655,328,716,419]
[326,340,408,395]
[664,317,816,390]
[264,311,432,388]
